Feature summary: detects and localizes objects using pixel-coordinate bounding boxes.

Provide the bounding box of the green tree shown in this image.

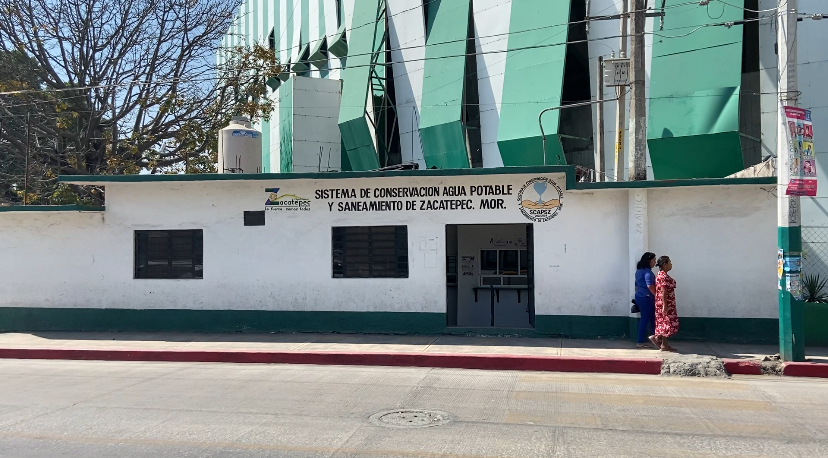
[0,0,280,205]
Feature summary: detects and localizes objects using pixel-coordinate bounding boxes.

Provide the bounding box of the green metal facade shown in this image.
[337,0,381,171]
[261,120,271,172]
[278,77,294,173]
[418,0,472,169]
[222,0,761,177]
[647,0,746,179]
[497,0,571,167]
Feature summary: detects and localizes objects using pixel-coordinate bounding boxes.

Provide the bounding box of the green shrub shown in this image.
[803,274,828,303]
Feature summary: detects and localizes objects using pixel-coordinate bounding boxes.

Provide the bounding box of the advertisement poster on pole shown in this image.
[778,249,784,289]
[784,106,817,196]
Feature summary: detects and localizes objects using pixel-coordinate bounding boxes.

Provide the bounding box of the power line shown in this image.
[0,89,804,120]
[233,0,443,57]
[710,0,788,14]
[229,1,703,62]
[5,11,770,100]
[0,7,785,113]
[3,2,773,98]
[284,16,770,75]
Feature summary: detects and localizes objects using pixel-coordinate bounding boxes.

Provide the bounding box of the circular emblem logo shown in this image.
[517,177,563,222]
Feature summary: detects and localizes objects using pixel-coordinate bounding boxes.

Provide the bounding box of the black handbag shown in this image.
[630,299,640,314]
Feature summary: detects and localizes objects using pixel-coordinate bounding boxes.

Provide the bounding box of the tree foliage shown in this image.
[0,0,280,205]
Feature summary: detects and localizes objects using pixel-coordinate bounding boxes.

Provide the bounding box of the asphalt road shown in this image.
[0,359,825,457]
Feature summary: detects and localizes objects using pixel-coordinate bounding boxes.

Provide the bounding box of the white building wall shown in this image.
[0,212,109,308]
[472,0,510,169]
[324,0,342,81]
[279,0,289,63]
[387,0,426,168]
[291,76,342,172]
[240,2,248,46]
[270,0,289,175]
[0,174,775,322]
[308,0,322,78]
[533,189,631,317]
[290,1,301,64]
[269,92,281,173]
[257,0,266,43]
[343,0,355,32]
[648,185,777,319]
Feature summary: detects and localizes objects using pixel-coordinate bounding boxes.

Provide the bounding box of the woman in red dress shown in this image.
[653,256,679,352]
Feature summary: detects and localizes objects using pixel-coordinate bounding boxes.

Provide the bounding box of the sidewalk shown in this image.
[1,332,827,377]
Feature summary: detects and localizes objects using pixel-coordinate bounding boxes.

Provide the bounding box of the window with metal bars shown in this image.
[332,226,409,278]
[134,230,203,279]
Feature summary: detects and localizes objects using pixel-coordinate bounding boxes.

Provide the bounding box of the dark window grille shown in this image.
[446,255,457,285]
[134,230,203,279]
[332,226,408,278]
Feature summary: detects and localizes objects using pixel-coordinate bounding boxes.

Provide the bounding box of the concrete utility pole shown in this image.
[596,56,605,181]
[777,0,805,361]
[627,0,647,181]
[613,0,628,181]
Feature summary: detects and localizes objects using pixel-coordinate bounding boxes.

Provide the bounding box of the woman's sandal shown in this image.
[648,335,660,348]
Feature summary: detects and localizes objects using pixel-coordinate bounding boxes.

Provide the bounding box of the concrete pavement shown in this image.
[3,331,825,360]
[0,359,826,457]
[1,332,827,377]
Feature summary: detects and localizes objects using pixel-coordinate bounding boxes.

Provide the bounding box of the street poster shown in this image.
[778,249,784,289]
[784,106,817,197]
[786,273,803,301]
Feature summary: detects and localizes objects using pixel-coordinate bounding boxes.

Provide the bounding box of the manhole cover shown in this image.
[369,409,452,428]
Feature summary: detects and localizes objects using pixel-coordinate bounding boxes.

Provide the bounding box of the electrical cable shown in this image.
[706,1,726,20]
[232,0,704,62]
[713,0,789,14]
[0,12,779,117]
[2,9,772,98]
[0,89,804,120]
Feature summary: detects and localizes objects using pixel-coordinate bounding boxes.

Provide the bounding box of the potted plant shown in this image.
[802,274,828,346]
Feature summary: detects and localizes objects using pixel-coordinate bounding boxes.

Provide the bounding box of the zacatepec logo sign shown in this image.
[517,177,563,222]
[265,188,311,212]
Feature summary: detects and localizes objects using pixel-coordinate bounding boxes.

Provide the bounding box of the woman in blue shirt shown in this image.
[634,252,658,348]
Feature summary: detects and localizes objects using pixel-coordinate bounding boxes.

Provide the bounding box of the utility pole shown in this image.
[596,56,605,181]
[613,0,628,181]
[23,111,31,206]
[627,0,647,181]
[777,0,805,361]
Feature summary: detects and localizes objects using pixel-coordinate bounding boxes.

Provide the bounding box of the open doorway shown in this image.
[446,224,535,328]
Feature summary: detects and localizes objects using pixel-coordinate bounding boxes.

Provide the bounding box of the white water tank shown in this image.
[217,116,262,173]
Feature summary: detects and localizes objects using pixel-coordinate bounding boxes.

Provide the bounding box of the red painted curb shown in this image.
[782,362,828,378]
[0,348,663,375]
[722,359,762,376]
